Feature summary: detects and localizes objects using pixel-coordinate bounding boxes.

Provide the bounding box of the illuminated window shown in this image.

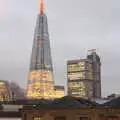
[78,62,85,66]
[34,116,43,120]
[76,115,90,120]
[0,81,10,101]
[27,69,55,99]
[69,81,86,98]
[68,64,85,72]
[68,72,85,80]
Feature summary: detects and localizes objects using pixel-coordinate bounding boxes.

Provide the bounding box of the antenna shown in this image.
[87,49,96,55]
[39,0,45,14]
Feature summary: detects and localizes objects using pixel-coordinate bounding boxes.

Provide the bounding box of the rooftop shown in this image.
[1,96,120,110]
[101,96,120,108]
[0,96,98,110]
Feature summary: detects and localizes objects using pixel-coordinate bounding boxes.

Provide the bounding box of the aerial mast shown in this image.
[39,0,45,14]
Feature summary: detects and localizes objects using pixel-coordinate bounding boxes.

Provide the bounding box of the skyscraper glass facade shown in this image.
[27,1,64,99]
[27,14,54,99]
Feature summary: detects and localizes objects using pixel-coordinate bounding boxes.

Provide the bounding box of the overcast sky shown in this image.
[0,0,120,97]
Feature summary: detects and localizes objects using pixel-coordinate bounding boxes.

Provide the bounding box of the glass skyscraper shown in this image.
[27,0,64,99]
[27,0,54,99]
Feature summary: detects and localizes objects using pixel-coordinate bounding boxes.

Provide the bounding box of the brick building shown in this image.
[0,96,120,120]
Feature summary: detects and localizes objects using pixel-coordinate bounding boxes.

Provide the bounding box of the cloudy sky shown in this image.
[0,0,120,97]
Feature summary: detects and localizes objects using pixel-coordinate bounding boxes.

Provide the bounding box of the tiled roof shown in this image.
[1,96,120,111]
[0,96,99,110]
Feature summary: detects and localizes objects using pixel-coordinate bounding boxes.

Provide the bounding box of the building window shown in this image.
[67,64,85,72]
[54,116,66,120]
[34,116,43,120]
[100,117,119,120]
[76,115,90,120]
[68,72,85,80]
[79,117,89,120]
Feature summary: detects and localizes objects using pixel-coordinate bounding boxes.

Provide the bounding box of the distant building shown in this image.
[0,80,11,101]
[87,49,101,99]
[107,94,120,100]
[54,86,65,99]
[9,82,26,100]
[67,50,101,100]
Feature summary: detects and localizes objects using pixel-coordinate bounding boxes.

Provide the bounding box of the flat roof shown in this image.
[67,59,92,64]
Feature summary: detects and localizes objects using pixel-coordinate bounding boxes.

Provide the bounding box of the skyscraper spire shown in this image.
[27,0,54,99]
[27,0,65,99]
[39,0,45,14]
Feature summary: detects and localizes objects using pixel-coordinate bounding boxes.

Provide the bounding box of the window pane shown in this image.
[80,117,89,120]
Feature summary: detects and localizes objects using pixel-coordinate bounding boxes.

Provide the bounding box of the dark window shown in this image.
[106,117,118,120]
[55,116,66,120]
[100,116,119,120]
[24,114,27,120]
[79,117,89,120]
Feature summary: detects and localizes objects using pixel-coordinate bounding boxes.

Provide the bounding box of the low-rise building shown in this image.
[0,80,11,101]
[0,96,120,120]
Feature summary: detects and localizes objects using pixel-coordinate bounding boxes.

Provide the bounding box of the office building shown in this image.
[67,50,101,100]
[87,50,101,99]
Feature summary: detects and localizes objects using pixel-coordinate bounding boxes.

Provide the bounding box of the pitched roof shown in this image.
[22,96,98,109]
[48,96,97,109]
[0,96,99,110]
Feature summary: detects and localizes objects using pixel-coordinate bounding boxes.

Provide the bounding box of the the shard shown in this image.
[27,0,54,99]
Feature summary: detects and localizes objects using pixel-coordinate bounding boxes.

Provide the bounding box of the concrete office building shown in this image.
[67,50,101,100]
